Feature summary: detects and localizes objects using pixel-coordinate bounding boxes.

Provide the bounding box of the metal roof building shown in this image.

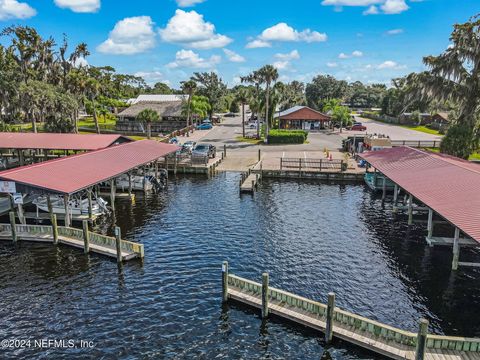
[0,140,178,195]
[0,133,131,151]
[360,147,480,244]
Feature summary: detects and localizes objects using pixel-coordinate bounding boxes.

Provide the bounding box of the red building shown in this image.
[275,106,331,131]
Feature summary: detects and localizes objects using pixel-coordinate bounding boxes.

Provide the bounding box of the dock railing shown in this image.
[391,140,440,148]
[0,223,144,259]
[280,158,344,172]
[226,271,480,355]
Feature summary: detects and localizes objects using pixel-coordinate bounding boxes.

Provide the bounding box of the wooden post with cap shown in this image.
[325,292,335,344]
[415,319,429,360]
[261,272,269,318]
[222,261,229,302]
[115,226,122,264]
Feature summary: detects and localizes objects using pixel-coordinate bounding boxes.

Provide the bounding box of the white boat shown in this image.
[115,170,168,191]
[33,195,108,216]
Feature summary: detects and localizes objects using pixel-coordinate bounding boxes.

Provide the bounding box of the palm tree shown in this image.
[256,65,279,142]
[241,71,262,138]
[407,15,480,157]
[235,88,249,138]
[181,80,197,130]
[85,77,101,134]
[137,108,160,139]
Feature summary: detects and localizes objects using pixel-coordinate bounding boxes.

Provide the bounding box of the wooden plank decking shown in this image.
[226,273,480,360]
[240,173,258,193]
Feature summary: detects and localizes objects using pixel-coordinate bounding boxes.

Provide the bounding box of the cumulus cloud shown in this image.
[247,23,327,48]
[73,56,88,68]
[245,39,271,49]
[386,28,404,35]
[175,0,205,7]
[97,16,156,55]
[54,0,100,13]
[273,61,290,70]
[0,0,36,20]
[377,60,405,69]
[167,49,221,69]
[327,62,338,68]
[338,50,363,59]
[134,71,170,85]
[223,49,245,62]
[274,50,300,60]
[321,0,410,14]
[159,10,232,49]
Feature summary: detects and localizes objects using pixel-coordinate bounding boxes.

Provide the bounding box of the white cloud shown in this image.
[175,0,205,7]
[0,0,36,20]
[97,16,156,55]
[54,0,100,13]
[223,49,245,62]
[134,71,169,85]
[386,28,404,35]
[274,50,300,60]
[273,61,290,70]
[167,49,221,69]
[363,5,379,14]
[322,0,409,14]
[339,50,363,59]
[73,57,88,68]
[247,23,327,48]
[159,10,232,49]
[245,39,271,48]
[381,0,408,14]
[327,62,338,68]
[377,60,406,69]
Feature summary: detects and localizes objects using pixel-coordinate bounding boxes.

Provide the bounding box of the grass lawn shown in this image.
[235,136,263,145]
[469,152,480,161]
[399,125,441,135]
[78,116,116,130]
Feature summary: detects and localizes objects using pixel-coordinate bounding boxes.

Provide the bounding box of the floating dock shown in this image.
[222,262,480,360]
[239,167,261,194]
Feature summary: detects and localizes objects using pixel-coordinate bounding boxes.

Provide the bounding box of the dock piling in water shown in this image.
[82,220,90,254]
[115,226,122,264]
[415,318,429,360]
[52,214,58,244]
[222,261,229,302]
[325,292,335,344]
[261,273,269,318]
[9,211,16,242]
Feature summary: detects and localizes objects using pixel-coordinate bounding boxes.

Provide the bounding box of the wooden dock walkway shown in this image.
[0,223,143,261]
[239,163,262,194]
[222,263,480,360]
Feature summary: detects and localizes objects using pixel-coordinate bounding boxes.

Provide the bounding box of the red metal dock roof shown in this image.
[0,140,178,195]
[360,147,480,243]
[0,132,131,150]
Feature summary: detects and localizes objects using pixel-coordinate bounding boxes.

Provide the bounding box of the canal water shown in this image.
[1,172,480,359]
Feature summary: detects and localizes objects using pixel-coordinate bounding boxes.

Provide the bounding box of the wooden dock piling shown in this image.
[222,261,229,302]
[115,226,122,264]
[416,319,429,360]
[408,194,413,225]
[82,220,90,254]
[52,214,58,244]
[325,292,335,344]
[261,272,269,318]
[452,227,460,270]
[9,211,16,242]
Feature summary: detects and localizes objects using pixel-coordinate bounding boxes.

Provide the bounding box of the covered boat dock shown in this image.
[0,132,132,168]
[360,147,480,270]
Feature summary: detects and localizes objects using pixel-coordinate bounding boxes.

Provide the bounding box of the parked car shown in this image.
[181,141,196,153]
[246,109,252,114]
[249,123,257,129]
[192,143,216,158]
[224,112,236,117]
[197,123,213,130]
[169,137,179,144]
[351,123,367,131]
[202,118,211,124]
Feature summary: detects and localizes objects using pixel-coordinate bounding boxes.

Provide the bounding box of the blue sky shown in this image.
[0,0,477,88]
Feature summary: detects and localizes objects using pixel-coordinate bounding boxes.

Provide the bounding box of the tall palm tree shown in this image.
[137,108,160,139]
[256,65,279,142]
[181,80,197,130]
[85,77,101,134]
[241,71,262,139]
[235,88,249,138]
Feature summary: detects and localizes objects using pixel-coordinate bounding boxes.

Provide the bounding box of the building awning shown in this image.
[0,133,131,151]
[0,140,178,195]
[360,147,480,243]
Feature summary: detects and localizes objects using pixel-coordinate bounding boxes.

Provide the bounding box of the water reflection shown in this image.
[0,172,480,359]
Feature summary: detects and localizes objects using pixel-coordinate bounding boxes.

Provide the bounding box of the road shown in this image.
[342,116,443,141]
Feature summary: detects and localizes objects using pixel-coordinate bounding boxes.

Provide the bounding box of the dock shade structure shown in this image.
[360,147,480,269]
[0,140,178,196]
[274,106,331,131]
[0,133,131,151]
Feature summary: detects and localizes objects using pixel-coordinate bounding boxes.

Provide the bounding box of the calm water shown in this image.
[1,172,480,359]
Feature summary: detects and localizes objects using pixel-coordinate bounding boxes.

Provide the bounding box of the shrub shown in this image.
[440,123,478,159]
[267,129,308,144]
